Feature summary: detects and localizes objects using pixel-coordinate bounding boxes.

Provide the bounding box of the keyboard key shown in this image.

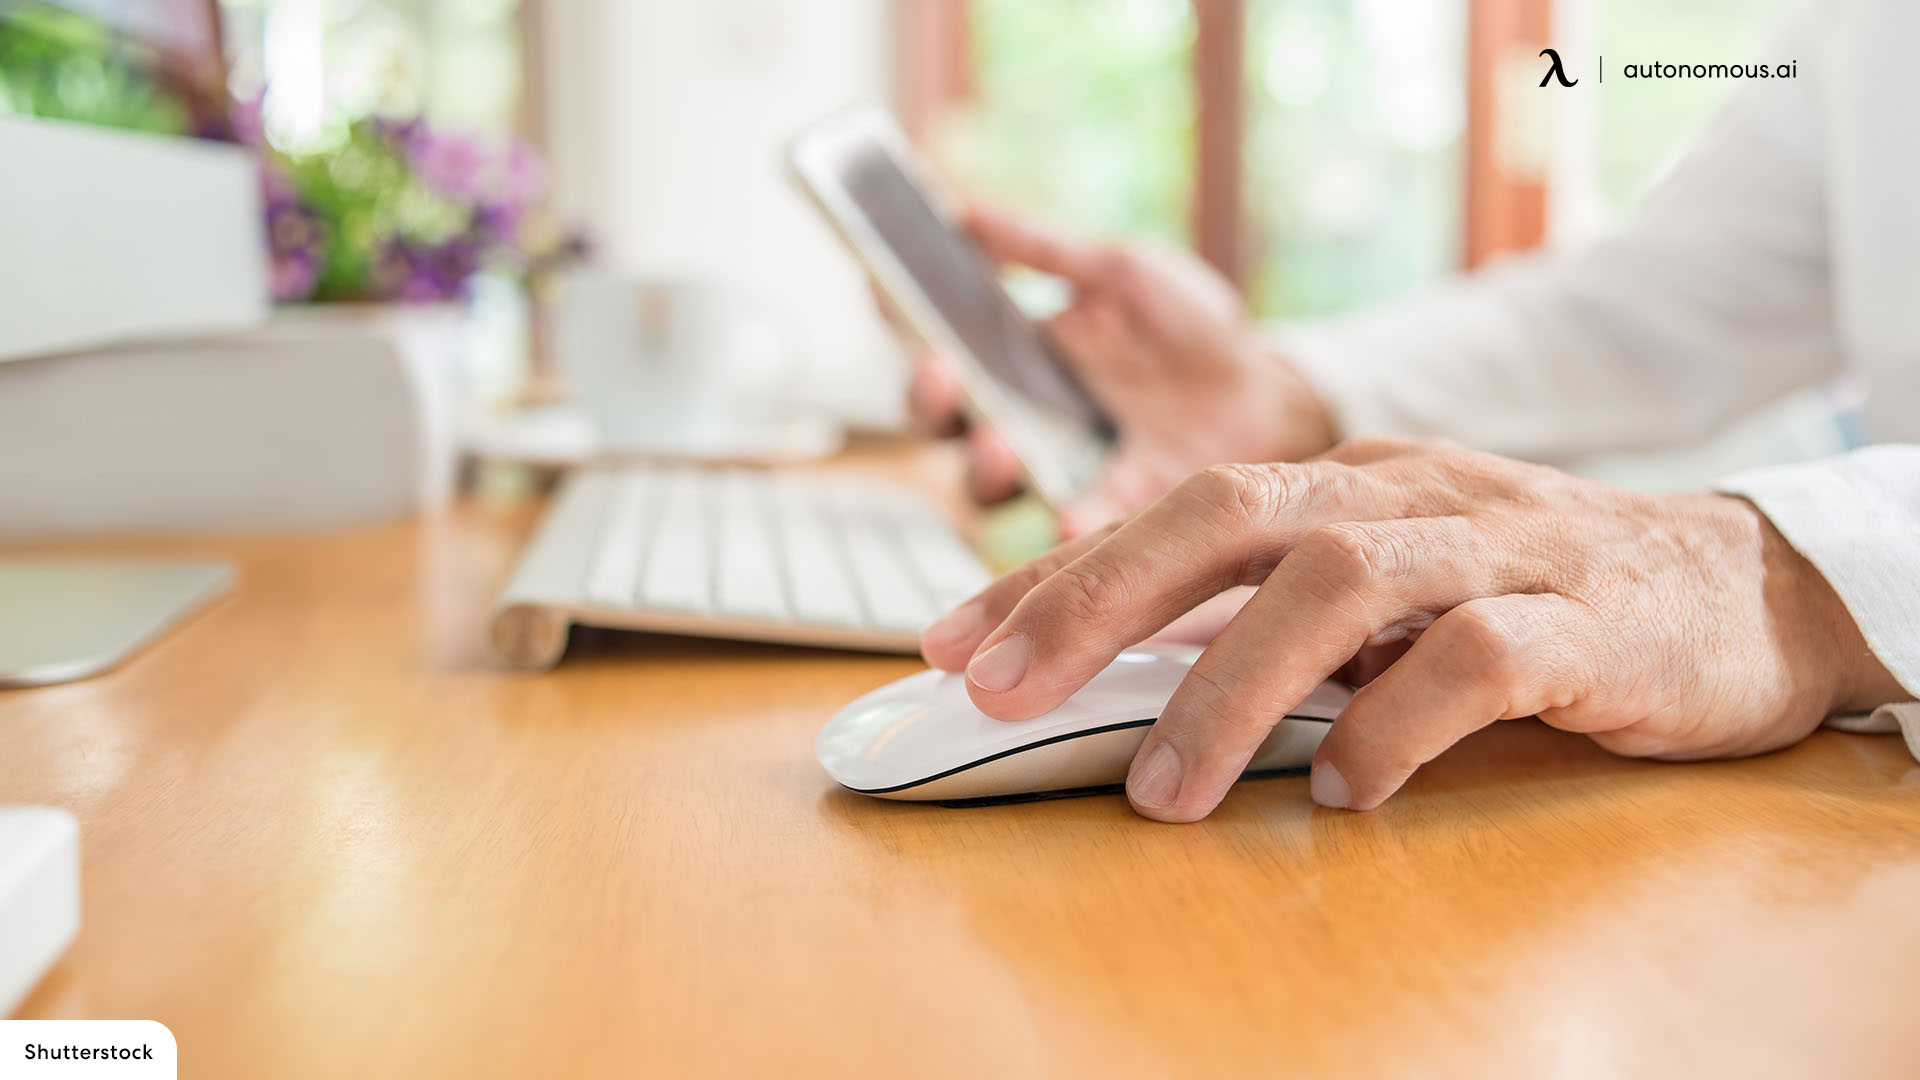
[586,471,655,607]
[639,468,713,613]
[771,480,864,628]
[714,471,788,623]
[831,495,934,633]
[564,464,987,646]
[893,516,991,612]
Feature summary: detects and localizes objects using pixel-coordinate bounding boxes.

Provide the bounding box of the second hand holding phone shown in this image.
[788,107,1118,510]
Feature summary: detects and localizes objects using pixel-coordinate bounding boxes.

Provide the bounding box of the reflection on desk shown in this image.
[4,444,1919,1079]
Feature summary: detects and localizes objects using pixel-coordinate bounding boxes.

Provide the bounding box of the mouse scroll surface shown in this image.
[816,644,1354,803]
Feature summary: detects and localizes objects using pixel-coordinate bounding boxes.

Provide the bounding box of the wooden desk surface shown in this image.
[5,445,1920,1079]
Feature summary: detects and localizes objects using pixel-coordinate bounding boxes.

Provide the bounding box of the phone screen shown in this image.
[791,110,1117,507]
[835,145,1115,439]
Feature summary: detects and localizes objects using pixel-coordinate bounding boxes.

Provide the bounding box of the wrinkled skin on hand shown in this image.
[922,439,1906,820]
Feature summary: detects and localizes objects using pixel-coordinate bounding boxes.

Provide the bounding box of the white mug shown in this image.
[555,271,801,455]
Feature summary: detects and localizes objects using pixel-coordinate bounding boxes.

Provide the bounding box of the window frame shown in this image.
[895,0,1548,287]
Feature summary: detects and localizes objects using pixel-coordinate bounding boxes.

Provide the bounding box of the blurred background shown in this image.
[0,0,1828,483]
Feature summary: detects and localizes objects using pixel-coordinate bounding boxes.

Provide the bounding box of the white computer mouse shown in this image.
[816,643,1353,804]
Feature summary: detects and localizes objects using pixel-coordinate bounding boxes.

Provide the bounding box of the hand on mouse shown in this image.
[920,439,1906,820]
[890,204,1337,536]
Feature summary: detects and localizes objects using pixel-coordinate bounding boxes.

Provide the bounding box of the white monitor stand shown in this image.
[0,560,232,687]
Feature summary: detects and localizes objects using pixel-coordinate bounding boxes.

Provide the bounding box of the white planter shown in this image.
[0,304,471,535]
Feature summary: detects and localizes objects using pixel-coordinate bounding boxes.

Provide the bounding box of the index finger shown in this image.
[1125,516,1549,821]
[963,204,1115,286]
[961,464,1404,720]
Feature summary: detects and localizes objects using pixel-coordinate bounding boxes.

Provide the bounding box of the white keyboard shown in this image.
[489,465,993,667]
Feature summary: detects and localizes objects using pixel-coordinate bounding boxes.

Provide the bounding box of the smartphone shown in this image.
[787,106,1117,509]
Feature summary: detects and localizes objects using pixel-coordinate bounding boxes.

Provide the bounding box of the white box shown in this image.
[0,808,80,1018]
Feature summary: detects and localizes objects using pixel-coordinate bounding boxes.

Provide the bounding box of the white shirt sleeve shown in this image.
[1279,13,1842,465]
[1715,446,1920,743]
[1272,6,1920,754]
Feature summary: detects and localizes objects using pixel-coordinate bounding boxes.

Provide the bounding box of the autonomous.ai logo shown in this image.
[1539,48,1577,87]
[1534,48,1798,87]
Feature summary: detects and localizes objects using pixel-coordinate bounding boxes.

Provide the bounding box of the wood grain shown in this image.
[5,444,1920,1079]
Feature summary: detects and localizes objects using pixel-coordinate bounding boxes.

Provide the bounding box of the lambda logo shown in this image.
[1538,48,1578,87]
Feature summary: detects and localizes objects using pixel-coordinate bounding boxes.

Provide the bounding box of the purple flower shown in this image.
[400,271,448,303]
[368,237,477,304]
[426,237,481,297]
[367,115,427,156]
[473,201,521,243]
[368,241,418,302]
[267,207,311,250]
[261,167,300,214]
[411,132,488,200]
[256,104,587,305]
[498,141,546,208]
[271,250,318,303]
[229,91,266,147]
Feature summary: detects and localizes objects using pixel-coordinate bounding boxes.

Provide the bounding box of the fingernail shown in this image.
[1310,760,1351,810]
[966,634,1031,692]
[1127,742,1182,811]
[922,601,985,649]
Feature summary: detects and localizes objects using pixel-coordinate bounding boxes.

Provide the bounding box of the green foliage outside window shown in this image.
[930,0,1196,249]
[1591,0,1793,213]
[1243,0,1464,318]
[0,3,194,136]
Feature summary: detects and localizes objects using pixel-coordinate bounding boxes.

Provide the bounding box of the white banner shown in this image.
[0,1022,175,1079]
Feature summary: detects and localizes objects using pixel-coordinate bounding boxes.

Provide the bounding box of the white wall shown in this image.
[538,0,907,427]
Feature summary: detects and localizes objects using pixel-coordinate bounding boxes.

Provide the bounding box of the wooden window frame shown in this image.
[1464,0,1550,266]
[1191,0,1248,285]
[894,0,1547,289]
[896,0,973,143]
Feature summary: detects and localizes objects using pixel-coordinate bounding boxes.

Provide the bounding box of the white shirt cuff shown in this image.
[1826,703,1920,762]
[1716,446,1920,759]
